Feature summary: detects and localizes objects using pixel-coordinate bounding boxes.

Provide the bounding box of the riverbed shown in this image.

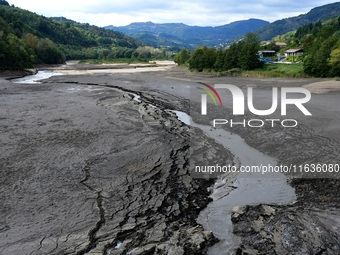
[1,63,339,254]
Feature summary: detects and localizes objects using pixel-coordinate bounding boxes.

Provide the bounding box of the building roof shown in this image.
[275,42,287,46]
[259,50,276,53]
[285,48,303,53]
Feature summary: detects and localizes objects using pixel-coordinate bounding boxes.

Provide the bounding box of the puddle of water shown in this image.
[11,71,63,84]
[115,241,122,249]
[129,92,141,103]
[129,93,158,110]
[168,110,191,125]
[148,104,157,108]
[170,110,296,255]
[67,88,81,92]
[127,248,138,254]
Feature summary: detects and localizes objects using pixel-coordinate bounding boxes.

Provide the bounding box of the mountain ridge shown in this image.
[256,1,340,40]
[106,2,340,47]
[105,19,269,48]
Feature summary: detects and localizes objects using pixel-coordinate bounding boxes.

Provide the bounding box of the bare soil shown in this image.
[1,63,339,254]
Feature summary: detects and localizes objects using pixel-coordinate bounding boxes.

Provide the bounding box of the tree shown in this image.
[174,49,189,65]
[36,38,65,64]
[188,47,217,72]
[243,32,260,44]
[301,34,315,53]
[214,50,224,71]
[0,38,10,69]
[239,42,262,70]
[188,47,205,71]
[312,21,323,36]
[23,33,38,48]
[328,47,340,69]
[317,26,335,40]
[264,41,280,51]
[5,33,32,69]
[132,51,139,58]
[224,42,242,70]
[0,0,9,6]
[124,49,134,58]
[202,47,216,70]
[304,34,339,77]
[303,55,315,76]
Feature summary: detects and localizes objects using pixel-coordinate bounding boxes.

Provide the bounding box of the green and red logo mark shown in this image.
[197,82,223,106]
[197,82,222,115]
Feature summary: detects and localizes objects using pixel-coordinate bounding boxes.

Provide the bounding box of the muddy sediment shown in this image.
[0,75,235,254]
[1,64,340,254]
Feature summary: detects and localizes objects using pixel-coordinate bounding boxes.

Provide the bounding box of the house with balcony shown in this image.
[258,50,276,57]
[285,48,303,57]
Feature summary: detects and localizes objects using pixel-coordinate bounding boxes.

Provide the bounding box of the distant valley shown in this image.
[105,2,340,49]
[105,19,269,48]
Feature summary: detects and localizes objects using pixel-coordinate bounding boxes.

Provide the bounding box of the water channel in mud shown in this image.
[12,71,297,254]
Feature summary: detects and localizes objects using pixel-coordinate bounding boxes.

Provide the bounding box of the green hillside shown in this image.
[177,15,340,78]
[0,4,142,70]
[132,31,185,49]
[256,2,340,40]
[268,16,340,77]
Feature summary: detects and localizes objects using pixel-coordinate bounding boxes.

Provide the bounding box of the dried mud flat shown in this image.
[0,63,339,255]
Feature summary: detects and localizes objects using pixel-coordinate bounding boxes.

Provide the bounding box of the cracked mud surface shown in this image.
[0,76,232,254]
[1,64,340,254]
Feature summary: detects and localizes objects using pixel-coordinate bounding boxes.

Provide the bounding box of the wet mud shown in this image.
[1,64,339,254]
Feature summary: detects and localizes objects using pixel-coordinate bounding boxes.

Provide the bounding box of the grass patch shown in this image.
[242,63,309,78]
[214,63,309,78]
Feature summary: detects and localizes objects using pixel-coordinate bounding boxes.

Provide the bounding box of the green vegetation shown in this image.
[0,0,9,6]
[295,21,323,39]
[256,2,340,40]
[0,4,144,70]
[242,63,308,78]
[177,33,263,73]
[0,6,67,69]
[174,49,190,65]
[300,18,340,77]
[256,16,340,78]
[177,15,340,78]
[78,45,176,64]
[0,4,179,70]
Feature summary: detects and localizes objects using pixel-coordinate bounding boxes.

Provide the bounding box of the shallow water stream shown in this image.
[11,70,63,84]
[173,111,296,254]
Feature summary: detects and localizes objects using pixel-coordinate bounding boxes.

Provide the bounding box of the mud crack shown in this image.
[77,159,106,255]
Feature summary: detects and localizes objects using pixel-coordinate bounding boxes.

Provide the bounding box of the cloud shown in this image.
[9,0,339,27]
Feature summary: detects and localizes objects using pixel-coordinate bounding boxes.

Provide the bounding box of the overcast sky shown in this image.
[8,0,340,27]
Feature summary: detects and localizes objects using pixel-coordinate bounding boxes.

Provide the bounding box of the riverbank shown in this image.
[0,71,226,254]
[1,63,339,254]
[0,68,38,79]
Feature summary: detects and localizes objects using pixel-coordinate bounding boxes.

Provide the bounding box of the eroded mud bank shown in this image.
[1,65,340,254]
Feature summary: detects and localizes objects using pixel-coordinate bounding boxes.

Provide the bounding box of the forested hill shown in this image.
[256,2,340,40]
[105,19,269,48]
[0,4,142,70]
